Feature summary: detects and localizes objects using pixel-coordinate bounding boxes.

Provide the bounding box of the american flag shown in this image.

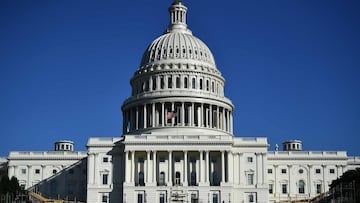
[167,111,177,119]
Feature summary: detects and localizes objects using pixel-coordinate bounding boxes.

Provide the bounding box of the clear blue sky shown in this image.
[1,0,359,157]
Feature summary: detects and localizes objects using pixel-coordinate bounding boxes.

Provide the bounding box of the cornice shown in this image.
[267,157,348,161]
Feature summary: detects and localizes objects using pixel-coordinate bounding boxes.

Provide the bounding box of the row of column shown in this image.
[132,74,224,97]
[125,150,228,186]
[124,150,266,187]
[123,102,233,134]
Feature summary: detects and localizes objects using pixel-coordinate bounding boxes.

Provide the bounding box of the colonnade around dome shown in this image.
[122,101,233,135]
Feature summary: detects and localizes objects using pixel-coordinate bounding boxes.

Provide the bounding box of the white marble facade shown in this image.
[6,1,360,203]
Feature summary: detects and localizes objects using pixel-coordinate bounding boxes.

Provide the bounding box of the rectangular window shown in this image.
[247,157,253,162]
[102,194,108,203]
[159,194,165,203]
[137,193,143,203]
[103,157,109,162]
[315,169,321,174]
[330,169,335,174]
[282,184,287,194]
[268,169,272,174]
[281,169,287,174]
[247,174,254,185]
[102,174,108,185]
[212,194,218,203]
[21,169,26,174]
[316,184,322,194]
[269,184,273,194]
[248,194,254,202]
[191,194,198,203]
[35,169,40,174]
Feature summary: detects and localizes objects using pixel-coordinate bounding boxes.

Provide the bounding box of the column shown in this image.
[227,151,233,183]
[152,103,156,127]
[274,165,278,195]
[153,151,157,183]
[226,110,230,132]
[200,103,204,127]
[221,151,225,184]
[171,102,175,126]
[307,165,312,195]
[191,103,194,126]
[288,165,292,196]
[149,76,153,91]
[222,108,226,130]
[87,153,95,184]
[262,153,266,184]
[200,151,204,183]
[187,105,191,126]
[27,165,32,188]
[322,165,326,192]
[239,153,244,185]
[181,102,185,126]
[209,105,212,128]
[143,104,147,128]
[146,151,151,183]
[168,151,173,186]
[217,106,220,128]
[206,151,210,183]
[230,111,233,134]
[162,103,165,127]
[131,151,135,183]
[135,107,139,130]
[233,153,239,185]
[256,153,260,185]
[184,151,188,185]
[94,153,99,184]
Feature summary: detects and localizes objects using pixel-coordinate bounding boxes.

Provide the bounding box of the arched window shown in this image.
[199,79,203,90]
[175,171,181,186]
[206,80,209,91]
[176,77,180,88]
[192,78,196,89]
[211,171,219,186]
[138,171,145,186]
[190,171,196,186]
[168,76,172,88]
[159,171,165,186]
[160,76,164,89]
[184,77,188,88]
[152,77,156,90]
[298,180,305,194]
[145,80,149,91]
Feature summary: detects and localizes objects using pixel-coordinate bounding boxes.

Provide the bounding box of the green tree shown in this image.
[9,176,21,196]
[0,175,10,194]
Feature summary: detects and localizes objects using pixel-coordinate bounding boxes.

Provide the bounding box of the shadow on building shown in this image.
[28,158,87,202]
[311,168,360,203]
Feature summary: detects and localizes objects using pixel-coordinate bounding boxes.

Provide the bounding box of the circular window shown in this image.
[299,169,304,174]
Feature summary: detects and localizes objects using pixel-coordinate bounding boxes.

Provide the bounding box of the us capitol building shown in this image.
[5,1,360,203]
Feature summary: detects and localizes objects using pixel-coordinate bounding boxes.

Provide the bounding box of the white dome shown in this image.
[138,0,216,70]
[140,32,216,68]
